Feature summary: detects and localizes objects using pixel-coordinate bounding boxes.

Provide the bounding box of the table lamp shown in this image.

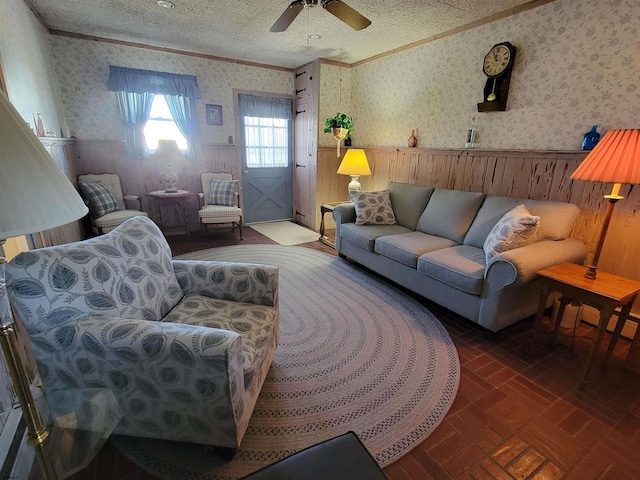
[153,139,185,192]
[0,91,88,478]
[337,149,371,193]
[570,129,640,279]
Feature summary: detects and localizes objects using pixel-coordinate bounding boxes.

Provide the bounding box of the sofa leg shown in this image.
[218,447,237,461]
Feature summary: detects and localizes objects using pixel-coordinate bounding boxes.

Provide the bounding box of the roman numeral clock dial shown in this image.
[478,41,516,112]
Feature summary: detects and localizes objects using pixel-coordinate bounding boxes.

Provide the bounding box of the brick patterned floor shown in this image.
[65,226,640,480]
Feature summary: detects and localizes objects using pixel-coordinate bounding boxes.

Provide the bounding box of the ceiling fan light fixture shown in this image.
[308,34,321,39]
[157,1,175,8]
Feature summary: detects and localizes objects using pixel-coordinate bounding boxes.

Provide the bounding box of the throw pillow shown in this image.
[483,204,540,262]
[78,181,119,217]
[208,179,237,206]
[350,190,397,226]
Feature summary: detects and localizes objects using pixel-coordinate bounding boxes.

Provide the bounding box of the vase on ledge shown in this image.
[581,125,600,150]
[408,129,418,147]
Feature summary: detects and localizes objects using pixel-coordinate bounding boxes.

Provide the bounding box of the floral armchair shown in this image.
[6,216,279,448]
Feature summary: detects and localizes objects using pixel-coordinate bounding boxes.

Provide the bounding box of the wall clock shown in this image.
[477,41,516,112]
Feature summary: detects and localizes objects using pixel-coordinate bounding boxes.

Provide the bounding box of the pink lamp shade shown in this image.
[571,129,640,186]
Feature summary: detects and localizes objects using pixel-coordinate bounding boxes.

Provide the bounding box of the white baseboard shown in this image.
[580,304,638,339]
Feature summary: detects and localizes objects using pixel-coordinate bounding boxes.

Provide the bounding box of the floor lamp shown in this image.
[337,149,371,194]
[0,91,89,478]
[570,129,640,279]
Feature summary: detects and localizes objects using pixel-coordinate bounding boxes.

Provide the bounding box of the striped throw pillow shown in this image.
[208,179,237,206]
[78,181,119,217]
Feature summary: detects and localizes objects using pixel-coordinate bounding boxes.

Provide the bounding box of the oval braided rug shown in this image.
[113,245,459,479]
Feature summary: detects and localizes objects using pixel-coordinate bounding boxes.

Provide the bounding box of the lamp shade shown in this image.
[337,149,371,176]
[571,129,640,184]
[0,92,88,239]
[153,139,185,164]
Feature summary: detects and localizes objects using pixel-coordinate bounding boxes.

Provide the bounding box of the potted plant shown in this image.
[324,112,354,140]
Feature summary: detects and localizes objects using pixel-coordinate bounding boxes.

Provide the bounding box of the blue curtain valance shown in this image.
[108,66,201,99]
[238,94,293,120]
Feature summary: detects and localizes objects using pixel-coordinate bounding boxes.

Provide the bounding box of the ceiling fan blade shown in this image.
[270,1,305,32]
[322,0,371,31]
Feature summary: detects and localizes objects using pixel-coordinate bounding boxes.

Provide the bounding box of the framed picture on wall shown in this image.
[206,104,223,125]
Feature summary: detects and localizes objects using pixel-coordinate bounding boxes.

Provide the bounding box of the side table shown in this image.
[146,190,196,236]
[530,262,640,384]
[319,202,344,248]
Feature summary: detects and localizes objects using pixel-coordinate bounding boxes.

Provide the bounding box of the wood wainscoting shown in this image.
[73,140,240,235]
[39,137,85,246]
[58,141,640,313]
[319,146,640,313]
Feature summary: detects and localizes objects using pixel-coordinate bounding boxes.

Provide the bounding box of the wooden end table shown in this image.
[530,262,640,384]
[146,190,196,236]
[319,202,344,248]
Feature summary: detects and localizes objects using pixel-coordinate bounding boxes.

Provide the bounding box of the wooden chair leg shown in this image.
[239,218,243,240]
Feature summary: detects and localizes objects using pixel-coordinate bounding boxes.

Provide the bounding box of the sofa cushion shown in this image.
[387,182,434,230]
[520,199,580,241]
[483,205,540,262]
[164,294,278,388]
[78,181,120,217]
[416,189,486,243]
[417,245,486,295]
[463,196,522,248]
[464,196,580,247]
[350,190,397,225]
[341,223,412,251]
[375,232,459,268]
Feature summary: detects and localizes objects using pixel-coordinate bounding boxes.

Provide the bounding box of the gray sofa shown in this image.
[332,182,587,333]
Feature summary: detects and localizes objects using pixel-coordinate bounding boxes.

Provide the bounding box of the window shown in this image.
[243,116,289,168]
[144,95,187,151]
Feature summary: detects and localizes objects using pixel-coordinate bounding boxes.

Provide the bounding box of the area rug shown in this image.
[113,245,459,479]
[248,221,319,245]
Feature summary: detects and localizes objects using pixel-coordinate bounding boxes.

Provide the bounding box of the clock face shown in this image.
[483,44,512,77]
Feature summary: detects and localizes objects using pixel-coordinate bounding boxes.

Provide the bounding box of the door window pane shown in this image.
[243,116,288,168]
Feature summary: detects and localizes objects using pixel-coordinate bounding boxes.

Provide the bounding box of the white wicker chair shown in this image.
[198,172,243,240]
[77,173,147,235]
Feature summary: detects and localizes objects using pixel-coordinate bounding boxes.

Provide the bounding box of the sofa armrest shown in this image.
[123,195,142,211]
[30,315,246,446]
[172,260,279,307]
[332,203,356,252]
[486,238,588,288]
[332,203,356,225]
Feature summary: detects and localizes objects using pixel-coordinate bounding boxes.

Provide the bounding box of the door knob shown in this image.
[242,170,249,174]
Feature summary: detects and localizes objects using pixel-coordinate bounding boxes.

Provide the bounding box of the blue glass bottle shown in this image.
[581,125,600,150]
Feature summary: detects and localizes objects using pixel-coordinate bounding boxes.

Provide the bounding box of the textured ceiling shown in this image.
[28,0,537,69]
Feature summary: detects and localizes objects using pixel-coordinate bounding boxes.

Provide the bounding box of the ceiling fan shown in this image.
[270,0,371,33]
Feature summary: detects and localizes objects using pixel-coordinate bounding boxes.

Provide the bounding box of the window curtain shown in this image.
[165,95,198,158]
[238,94,293,120]
[108,66,202,159]
[115,91,154,159]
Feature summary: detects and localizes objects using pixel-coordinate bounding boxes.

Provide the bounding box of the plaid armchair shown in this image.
[77,173,147,235]
[198,172,244,240]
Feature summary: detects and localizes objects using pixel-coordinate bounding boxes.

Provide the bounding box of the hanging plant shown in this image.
[323,112,354,139]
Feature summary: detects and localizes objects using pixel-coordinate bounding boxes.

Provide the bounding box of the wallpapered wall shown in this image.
[49,37,294,144]
[0,0,65,136]
[318,64,353,147]
[334,0,640,150]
